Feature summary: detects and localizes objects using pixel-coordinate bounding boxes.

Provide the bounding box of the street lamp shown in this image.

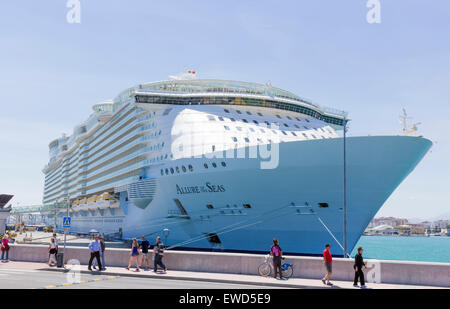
[162,228,170,245]
[343,118,348,258]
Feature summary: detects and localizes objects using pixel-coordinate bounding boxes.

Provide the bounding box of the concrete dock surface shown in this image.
[0,261,445,289]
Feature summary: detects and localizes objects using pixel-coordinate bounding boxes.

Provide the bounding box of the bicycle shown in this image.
[258,254,294,278]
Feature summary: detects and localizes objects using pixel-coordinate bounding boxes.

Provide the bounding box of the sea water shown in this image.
[351,235,450,263]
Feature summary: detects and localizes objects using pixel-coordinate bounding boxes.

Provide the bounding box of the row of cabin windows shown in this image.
[206,203,252,209]
[229,131,325,143]
[211,114,334,135]
[161,161,227,175]
[223,108,311,123]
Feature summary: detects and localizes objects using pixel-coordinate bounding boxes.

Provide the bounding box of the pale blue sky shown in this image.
[0,1,449,219]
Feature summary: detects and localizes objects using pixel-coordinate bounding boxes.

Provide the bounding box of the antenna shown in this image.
[399,109,421,136]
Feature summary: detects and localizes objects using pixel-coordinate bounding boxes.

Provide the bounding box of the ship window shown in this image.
[165,154,168,159]
[311,134,317,139]
[182,166,187,172]
[218,116,224,121]
[276,115,281,119]
[253,120,259,124]
[257,112,263,116]
[304,126,309,130]
[236,110,242,114]
[305,119,310,123]
[165,169,169,175]
[224,109,230,113]
[249,127,255,132]
[170,168,174,174]
[188,165,193,172]
[284,123,289,127]
[291,132,297,136]
[246,111,252,115]
[224,125,230,130]
[244,137,250,143]
[295,117,301,121]
[176,166,180,173]
[159,130,162,135]
[257,138,263,143]
[160,169,164,176]
[206,204,214,209]
[318,203,329,208]
[231,137,238,142]
[230,118,236,122]
[243,204,252,209]
[212,162,217,168]
[302,133,308,138]
[221,161,226,167]
[282,131,287,135]
[242,119,248,123]
[287,116,292,120]
[264,121,270,126]
[294,124,299,128]
[163,108,172,115]
[204,163,208,169]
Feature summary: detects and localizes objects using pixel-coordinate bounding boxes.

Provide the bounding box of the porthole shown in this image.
[212,162,217,168]
[188,165,193,172]
[318,203,329,208]
[246,111,252,115]
[182,166,187,172]
[221,161,226,167]
[232,137,238,142]
[257,112,263,116]
[206,204,214,209]
[230,118,236,122]
[236,110,242,114]
[253,120,259,124]
[160,169,164,176]
[224,109,230,113]
[204,163,208,169]
[276,115,281,119]
[170,168,174,174]
[176,166,180,173]
[165,169,169,175]
[244,137,250,142]
[243,204,252,209]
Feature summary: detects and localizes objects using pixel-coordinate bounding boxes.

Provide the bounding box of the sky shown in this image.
[0,1,449,220]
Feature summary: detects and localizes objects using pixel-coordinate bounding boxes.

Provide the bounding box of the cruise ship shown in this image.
[42,72,432,255]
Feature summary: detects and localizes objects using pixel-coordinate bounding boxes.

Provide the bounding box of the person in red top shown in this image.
[322,244,333,286]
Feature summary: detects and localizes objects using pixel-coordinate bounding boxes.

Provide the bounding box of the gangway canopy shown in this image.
[0,194,13,209]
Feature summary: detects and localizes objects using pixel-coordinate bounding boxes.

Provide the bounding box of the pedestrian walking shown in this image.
[270,238,283,279]
[153,236,167,273]
[139,236,151,270]
[52,233,59,255]
[127,238,140,272]
[88,236,103,271]
[1,235,10,262]
[353,246,366,288]
[48,237,57,266]
[321,244,333,286]
[93,236,106,270]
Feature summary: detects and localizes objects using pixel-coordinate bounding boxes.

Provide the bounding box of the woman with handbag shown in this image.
[127,238,140,272]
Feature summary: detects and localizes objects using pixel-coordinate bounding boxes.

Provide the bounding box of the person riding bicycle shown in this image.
[270,238,283,279]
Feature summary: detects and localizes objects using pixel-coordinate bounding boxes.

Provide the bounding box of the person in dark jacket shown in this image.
[270,238,283,279]
[353,246,366,288]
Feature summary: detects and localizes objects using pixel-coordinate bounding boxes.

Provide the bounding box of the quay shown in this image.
[6,244,450,289]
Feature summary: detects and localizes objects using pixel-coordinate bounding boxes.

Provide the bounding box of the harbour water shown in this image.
[352,235,450,263]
